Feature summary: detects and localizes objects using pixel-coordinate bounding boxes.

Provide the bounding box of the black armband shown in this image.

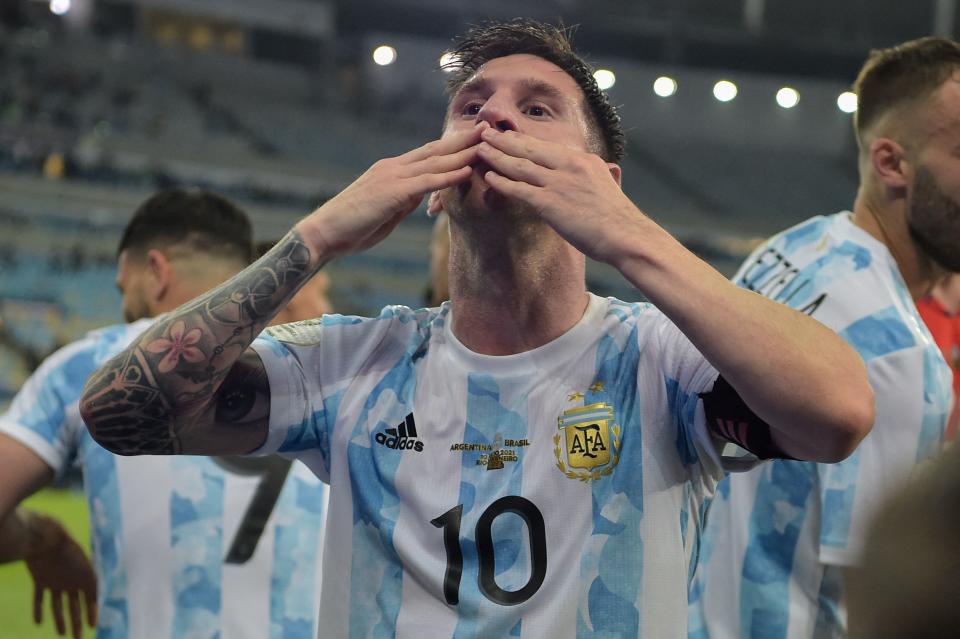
[700,375,796,460]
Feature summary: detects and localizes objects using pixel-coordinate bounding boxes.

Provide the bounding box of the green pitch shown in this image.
[0,489,92,638]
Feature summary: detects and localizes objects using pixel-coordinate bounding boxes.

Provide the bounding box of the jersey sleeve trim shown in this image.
[0,421,64,472]
[248,338,303,456]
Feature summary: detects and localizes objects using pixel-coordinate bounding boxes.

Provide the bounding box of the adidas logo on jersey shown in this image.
[375,414,424,452]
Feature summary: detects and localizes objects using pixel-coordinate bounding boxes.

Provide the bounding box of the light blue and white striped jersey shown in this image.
[252,292,733,638]
[0,319,327,639]
[689,212,953,639]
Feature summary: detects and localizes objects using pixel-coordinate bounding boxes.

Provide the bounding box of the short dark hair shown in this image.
[853,37,960,146]
[118,188,254,264]
[444,19,625,163]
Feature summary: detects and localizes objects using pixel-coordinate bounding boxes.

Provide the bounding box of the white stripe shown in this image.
[520,366,595,639]
[221,472,271,639]
[116,455,174,639]
[394,357,467,638]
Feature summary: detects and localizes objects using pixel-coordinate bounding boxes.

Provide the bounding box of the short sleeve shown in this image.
[249,332,330,482]
[650,311,730,495]
[0,339,95,475]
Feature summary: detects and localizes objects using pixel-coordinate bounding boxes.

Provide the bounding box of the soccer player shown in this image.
[0,189,327,638]
[689,37,957,639]
[79,21,874,637]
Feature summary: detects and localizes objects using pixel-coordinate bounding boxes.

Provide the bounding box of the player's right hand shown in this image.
[297,123,486,259]
[24,514,98,639]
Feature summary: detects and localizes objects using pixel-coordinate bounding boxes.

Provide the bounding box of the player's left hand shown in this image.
[476,127,642,265]
[24,514,98,638]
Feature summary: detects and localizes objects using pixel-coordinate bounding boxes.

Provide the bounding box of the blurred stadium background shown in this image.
[0,0,955,634]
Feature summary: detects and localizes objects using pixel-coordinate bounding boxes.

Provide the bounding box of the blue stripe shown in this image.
[270,476,324,638]
[665,377,700,467]
[452,374,528,639]
[838,306,915,361]
[346,338,420,638]
[559,408,614,426]
[82,443,129,639]
[817,447,861,549]
[577,322,643,638]
[170,457,225,638]
[739,461,817,639]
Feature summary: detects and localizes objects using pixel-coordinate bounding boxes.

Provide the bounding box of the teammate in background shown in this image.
[916,273,960,440]
[690,37,957,639]
[79,21,873,637]
[256,240,333,325]
[0,189,326,639]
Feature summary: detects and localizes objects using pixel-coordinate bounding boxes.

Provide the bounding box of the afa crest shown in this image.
[554,397,621,482]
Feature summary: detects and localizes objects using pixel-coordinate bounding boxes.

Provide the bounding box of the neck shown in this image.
[155,275,236,314]
[851,186,942,300]
[447,220,589,355]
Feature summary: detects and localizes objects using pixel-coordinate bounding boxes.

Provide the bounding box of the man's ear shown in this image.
[607,163,622,187]
[870,138,911,190]
[427,191,444,216]
[145,249,172,304]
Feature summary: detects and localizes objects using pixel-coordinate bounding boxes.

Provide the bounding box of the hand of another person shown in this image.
[476,127,645,265]
[24,513,98,639]
[300,124,486,259]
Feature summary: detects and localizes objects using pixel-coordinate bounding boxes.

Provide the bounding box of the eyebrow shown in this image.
[453,76,568,104]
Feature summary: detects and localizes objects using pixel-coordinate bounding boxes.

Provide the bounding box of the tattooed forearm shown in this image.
[80,230,316,456]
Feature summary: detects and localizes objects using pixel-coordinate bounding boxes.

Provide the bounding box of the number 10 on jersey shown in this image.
[430,496,547,606]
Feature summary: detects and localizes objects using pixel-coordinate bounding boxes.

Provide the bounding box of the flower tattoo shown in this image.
[145,320,205,373]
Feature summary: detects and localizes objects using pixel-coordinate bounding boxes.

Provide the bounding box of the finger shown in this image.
[477,142,550,187]
[480,127,564,170]
[483,170,544,205]
[403,123,487,163]
[68,593,82,639]
[406,165,473,196]
[33,584,43,625]
[52,590,66,636]
[403,144,480,179]
[85,588,97,628]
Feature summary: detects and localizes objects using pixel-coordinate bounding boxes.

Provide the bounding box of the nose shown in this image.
[476,99,520,133]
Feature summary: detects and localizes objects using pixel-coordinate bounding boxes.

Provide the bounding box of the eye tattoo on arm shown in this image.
[81,231,314,455]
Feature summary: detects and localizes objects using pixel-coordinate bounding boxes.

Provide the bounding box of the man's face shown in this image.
[907,78,960,273]
[115,250,152,322]
[439,54,593,218]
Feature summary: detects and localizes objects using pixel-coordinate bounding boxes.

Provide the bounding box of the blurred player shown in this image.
[690,37,957,638]
[0,189,327,639]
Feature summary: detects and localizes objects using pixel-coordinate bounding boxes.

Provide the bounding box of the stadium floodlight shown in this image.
[837,91,858,114]
[713,80,738,102]
[439,52,460,72]
[593,69,616,91]
[653,76,678,98]
[372,45,397,66]
[49,0,70,15]
[776,87,800,109]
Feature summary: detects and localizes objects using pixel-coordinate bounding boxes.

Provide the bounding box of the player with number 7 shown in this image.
[0,189,328,639]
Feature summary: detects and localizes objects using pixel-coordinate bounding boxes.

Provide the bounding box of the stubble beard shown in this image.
[908,166,960,273]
